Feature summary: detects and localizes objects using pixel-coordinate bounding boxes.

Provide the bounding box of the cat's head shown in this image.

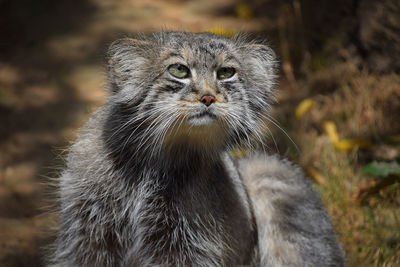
[106,32,277,155]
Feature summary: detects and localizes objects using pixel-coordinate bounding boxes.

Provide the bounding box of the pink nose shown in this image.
[200,95,216,106]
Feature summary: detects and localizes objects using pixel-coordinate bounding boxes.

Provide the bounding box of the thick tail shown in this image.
[238,153,346,267]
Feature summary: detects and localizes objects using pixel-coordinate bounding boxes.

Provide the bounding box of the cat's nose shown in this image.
[200,94,216,106]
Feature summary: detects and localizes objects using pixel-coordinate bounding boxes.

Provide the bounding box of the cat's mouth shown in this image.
[192,110,217,119]
[188,110,217,126]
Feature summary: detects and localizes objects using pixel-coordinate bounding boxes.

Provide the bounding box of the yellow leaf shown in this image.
[232,148,248,159]
[235,3,254,20]
[334,139,374,152]
[207,27,237,38]
[295,99,316,118]
[323,121,340,143]
[323,121,374,152]
[307,167,326,185]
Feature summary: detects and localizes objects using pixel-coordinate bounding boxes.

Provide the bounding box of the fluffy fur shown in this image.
[51,32,346,266]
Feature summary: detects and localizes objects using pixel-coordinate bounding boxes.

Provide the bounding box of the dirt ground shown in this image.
[0,0,281,265]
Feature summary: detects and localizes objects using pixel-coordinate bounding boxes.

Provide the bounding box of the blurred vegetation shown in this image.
[0,0,399,266]
[262,0,400,265]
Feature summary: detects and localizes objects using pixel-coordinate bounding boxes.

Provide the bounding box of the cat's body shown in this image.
[52,32,346,266]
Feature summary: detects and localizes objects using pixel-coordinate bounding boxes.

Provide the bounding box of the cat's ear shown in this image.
[243,44,278,83]
[107,38,152,93]
[108,38,150,58]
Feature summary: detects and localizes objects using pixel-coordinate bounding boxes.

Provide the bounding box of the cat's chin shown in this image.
[187,109,218,126]
[187,114,216,126]
[164,118,226,150]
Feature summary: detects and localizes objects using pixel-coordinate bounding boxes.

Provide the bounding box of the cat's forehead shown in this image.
[156,32,238,65]
[160,32,232,48]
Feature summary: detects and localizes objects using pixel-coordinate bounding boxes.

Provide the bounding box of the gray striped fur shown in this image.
[51,32,346,266]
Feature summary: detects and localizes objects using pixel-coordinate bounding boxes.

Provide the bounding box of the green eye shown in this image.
[217,67,235,80]
[168,64,190,79]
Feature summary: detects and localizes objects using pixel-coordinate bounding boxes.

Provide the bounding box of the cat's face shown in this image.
[107,32,277,152]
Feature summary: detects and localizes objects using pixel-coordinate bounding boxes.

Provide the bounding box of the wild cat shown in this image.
[52,32,346,266]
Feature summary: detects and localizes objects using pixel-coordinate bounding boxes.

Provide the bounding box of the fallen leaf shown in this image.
[323,121,340,143]
[334,138,374,152]
[295,99,316,118]
[306,167,326,185]
[323,121,373,151]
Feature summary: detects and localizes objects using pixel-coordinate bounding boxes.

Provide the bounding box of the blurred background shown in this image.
[0,0,399,266]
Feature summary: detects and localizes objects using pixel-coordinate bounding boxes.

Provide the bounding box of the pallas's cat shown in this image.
[52,32,346,266]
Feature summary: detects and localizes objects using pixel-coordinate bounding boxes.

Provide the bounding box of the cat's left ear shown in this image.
[242,44,278,82]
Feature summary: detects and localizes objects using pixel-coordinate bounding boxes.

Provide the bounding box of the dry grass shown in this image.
[271,61,400,266]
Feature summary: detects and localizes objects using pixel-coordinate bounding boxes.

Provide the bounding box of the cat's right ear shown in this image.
[107,38,151,93]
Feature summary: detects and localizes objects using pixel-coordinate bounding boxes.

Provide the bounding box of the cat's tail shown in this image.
[238,153,346,267]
